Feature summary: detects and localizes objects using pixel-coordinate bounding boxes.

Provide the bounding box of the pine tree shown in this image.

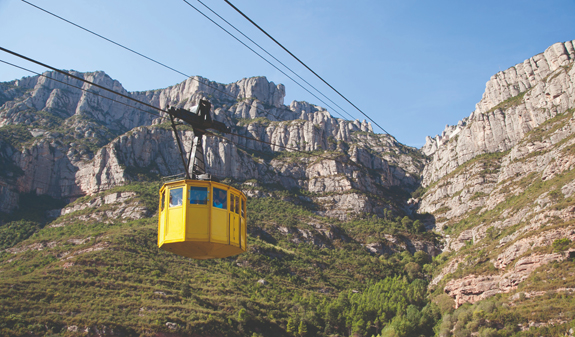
[180,281,191,298]
[286,317,296,335]
[298,321,307,337]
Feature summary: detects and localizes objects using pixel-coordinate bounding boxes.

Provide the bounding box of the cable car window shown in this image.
[241,199,245,217]
[234,195,240,214]
[189,186,208,205]
[161,191,166,211]
[213,188,227,209]
[169,188,183,207]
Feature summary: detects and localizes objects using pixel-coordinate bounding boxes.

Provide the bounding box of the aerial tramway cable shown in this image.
[189,0,356,121]
[20,0,352,121]
[223,0,391,135]
[179,0,351,121]
[0,59,162,119]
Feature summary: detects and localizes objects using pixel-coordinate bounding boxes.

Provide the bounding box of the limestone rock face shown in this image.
[0,182,18,213]
[0,139,19,212]
[1,71,156,132]
[420,40,575,309]
[422,40,575,186]
[0,72,421,218]
[444,251,572,308]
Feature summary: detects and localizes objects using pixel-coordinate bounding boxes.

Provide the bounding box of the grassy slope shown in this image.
[0,182,440,337]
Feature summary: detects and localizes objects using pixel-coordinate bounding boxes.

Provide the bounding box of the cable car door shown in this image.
[187,185,209,241]
[158,188,167,243]
[166,186,185,241]
[211,187,228,243]
[241,196,246,249]
[230,193,240,247]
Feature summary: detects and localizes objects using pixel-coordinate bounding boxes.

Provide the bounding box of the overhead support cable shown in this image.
[19,0,305,121]
[20,0,190,79]
[0,47,167,114]
[180,0,349,120]
[0,47,324,153]
[192,0,356,121]
[21,0,355,122]
[223,0,390,135]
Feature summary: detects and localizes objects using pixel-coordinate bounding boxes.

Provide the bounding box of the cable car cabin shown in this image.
[158,180,247,259]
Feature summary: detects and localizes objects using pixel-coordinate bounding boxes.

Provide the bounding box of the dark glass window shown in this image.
[234,195,240,214]
[161,192,166,211]
[169,188,183,207]
[241,198,246,217]
[213,188,227,209]
[189,186,208,205]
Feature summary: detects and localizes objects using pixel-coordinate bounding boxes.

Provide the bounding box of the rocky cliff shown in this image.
[0,71,424,219]
[418,40,575,332]
[422,40,575,185]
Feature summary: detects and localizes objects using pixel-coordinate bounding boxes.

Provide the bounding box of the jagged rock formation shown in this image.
[422,40,575,186]
[420,40,575,313]
[0,71,423,219]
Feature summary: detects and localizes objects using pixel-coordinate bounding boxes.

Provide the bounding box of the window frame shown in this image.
[169,187,184,208]
[189,186,209,205]
[213,187,228,209]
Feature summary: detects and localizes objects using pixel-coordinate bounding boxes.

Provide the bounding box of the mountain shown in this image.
[0,39,574,337]
[0,72,423,218]
[419,40,575,336]
[0,67,437,336]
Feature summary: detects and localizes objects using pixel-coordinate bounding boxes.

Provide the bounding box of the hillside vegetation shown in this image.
[0,181,441,337]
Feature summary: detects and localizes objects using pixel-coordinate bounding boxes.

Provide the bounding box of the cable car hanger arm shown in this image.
[167,100,230,136]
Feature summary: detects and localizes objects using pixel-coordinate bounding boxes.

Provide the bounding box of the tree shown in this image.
[351,317,366,336]
[238,308,247,322]
[286,318,296,335]
[180,281,191,298]
[412,220,425,233]
[413,251,430,266]
[298,320,307,337]
[404,262,422,279]
[401,216,413,232]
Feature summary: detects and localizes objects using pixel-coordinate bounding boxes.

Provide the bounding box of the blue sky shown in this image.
[1,0,574,147]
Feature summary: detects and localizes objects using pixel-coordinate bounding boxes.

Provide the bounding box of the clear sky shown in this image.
[1,0,574,147]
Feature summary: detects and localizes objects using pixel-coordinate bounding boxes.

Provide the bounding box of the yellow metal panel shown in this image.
[211,208,228,243]
[230,213,240,247]
[158,189,165,247]
[241,196,247,250]
[186,207,209,240]
[166,206,184,241]
[161,241,244,259]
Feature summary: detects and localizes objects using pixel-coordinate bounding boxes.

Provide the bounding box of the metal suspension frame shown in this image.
[167,99,229,181]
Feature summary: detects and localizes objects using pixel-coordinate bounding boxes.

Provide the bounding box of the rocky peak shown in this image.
[0,71,418,219]
[421,117,469,156]
[421,40,575,186]
[475,41,575,115]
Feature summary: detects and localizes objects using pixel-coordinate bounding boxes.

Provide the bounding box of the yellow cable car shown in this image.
[158,179,247,259]
[157,100,247,259]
